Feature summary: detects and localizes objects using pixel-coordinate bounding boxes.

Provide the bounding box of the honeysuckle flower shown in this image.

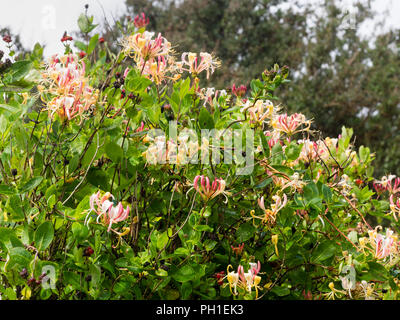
[133,12,149,29]
[241,100,277,125]
[271,113,311,136]
[192,175,229,203]
[359,281,377,300]
[336,174,352,196]
[40,53,98,122]
[252,193,287,225]
[323,282,346,300]
[140,55,181,84]
[225,265,240,295]
[238,262,262,298]
[281,172,306,192]
[264,130,281,149]
[231,243,245,256]
[374,175,400,195]
[87,191,130,232]
[122,31,172,64]
[389,195,400,221]
[232,83,247,97]
[367,226,399,261]
[179,52,220,79]
[199,87,216,106]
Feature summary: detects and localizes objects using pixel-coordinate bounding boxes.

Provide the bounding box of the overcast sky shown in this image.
[0,0,399,57]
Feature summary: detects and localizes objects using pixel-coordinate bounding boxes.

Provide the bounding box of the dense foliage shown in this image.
[0,10,400,300]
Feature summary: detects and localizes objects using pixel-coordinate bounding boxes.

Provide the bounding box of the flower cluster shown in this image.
[359,227,399,262]
[87,191,130,232]
[270,113,311,136]
[374,175,400,195]
[39,54,98,122]
[133,12,150,29]
[193,175,228,203]
[252,193,287,225]
[178,52,221,79]
[241,99,278,125]
[225,262,262,298]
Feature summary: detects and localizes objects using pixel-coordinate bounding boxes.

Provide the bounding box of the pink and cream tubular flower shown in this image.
[122,31,171,63]
[264,130,281,149]
[133,12,149,29]
[179,52,221,79]
[191,175,228,203]
[271,113,311,136]
[252,193,287,225]
[39,54,98,122]
[225,262,262,298]
[389,195,400,221]
[87,191,130,232]
[367,227,399,261]
[241,100,278,125]
[374,175,400,195]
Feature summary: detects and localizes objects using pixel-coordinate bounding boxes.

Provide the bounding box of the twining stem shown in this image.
[322,208,359,251]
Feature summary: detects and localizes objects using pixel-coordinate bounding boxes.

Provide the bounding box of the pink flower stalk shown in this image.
[133,12,149,29]
[232,83,247,97]
[271,113,311,135]
[193,175,227,202]
[89,191,130,232]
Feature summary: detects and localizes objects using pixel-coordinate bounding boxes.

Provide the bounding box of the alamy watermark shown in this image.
[142,121,255,175]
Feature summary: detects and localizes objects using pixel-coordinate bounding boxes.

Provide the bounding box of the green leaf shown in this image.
[5,247,33,271]
[285,141,302,161]
[78,14,97,33]
[105,142,124,163]
[172,265,196,283]
[360,262,388,281]
[271,286,290,297]
[71,222,89,241]
[19,176,43,194]
[9,60,32,82]
[199,107,214,129]
[0,227,24,251]
[259,131,270,158]
[303,182,320,204]
[312,241,336,263]
[74,41,87,51]
[0,184,16,195]
[87,34,99,55]
[34,221,54,251]
[180,281,192,299]
[236,223,255,242]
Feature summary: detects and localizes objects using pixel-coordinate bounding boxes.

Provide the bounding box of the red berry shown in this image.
[84,246,94,257]
[2,35,11,43]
